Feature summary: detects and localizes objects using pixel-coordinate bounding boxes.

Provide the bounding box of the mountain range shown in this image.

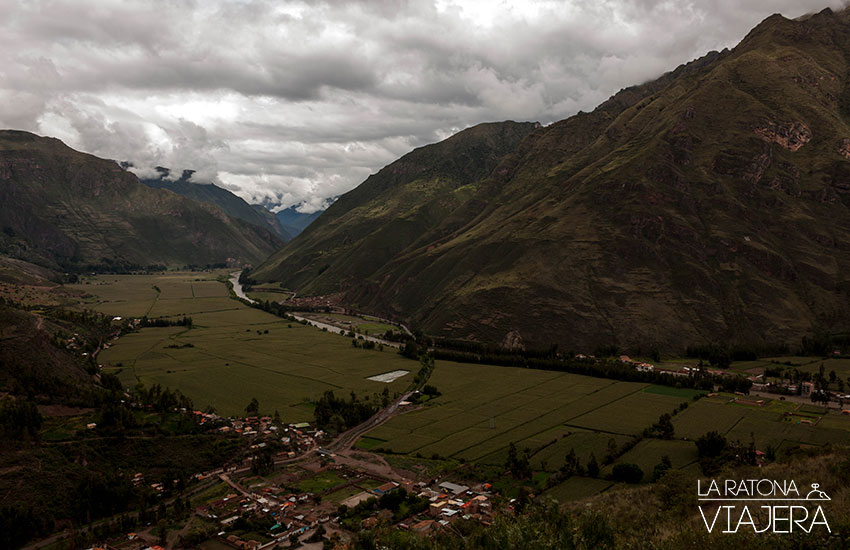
[0,131,283,271]
[138,168,292,240]
[253,8,850,353]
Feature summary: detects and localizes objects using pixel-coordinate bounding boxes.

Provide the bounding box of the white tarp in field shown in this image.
[367,370,409,383]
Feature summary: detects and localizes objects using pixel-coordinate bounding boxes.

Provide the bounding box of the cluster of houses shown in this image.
[750,377,850,405]
[200,464,497,548]
[202,476,330,547]
[397,481,493,535]
[187,410,325,455]
[617,355,660,374]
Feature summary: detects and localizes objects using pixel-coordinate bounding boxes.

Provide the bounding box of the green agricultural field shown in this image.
[325,485,365,504]
[367,361,850,487]
[671,399,746,439]
[246,290,290,303]
[367,362,689,469]
[71,272,850,507]
[69,272,233,317]
[610,439,698,475]
[671,396,850,451]
[567,390,689,435]
[355,436,387,450]
[529,430,631,472]
[87,274,415,420]
[642,385,707,399]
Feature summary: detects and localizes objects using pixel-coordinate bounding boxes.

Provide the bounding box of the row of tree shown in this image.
[313,390,378,433]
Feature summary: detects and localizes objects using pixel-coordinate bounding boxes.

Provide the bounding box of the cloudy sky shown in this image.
[0,0,843,212]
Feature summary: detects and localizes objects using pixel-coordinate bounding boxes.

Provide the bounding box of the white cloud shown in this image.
[0,0,843,208]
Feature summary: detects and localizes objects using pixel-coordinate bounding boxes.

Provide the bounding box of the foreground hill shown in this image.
[0,131,283,271]
[255,8,850,353]
[352,445,850,549]
[140,169,291,240]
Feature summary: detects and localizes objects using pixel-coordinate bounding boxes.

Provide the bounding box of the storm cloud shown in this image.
[0,0,843,212]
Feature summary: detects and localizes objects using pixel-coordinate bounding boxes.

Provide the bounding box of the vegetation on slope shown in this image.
[349,444,850,549]
[139,169,291,240]
[255,8,850,354]
[0,131,283,271]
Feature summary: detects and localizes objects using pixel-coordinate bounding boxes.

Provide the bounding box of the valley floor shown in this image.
[76,272,850,498]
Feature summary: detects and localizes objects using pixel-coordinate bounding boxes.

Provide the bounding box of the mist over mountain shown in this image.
[138,168,291,241]
[254,8,850,353]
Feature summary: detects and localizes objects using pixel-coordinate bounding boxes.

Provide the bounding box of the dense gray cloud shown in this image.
[0,0,843,212]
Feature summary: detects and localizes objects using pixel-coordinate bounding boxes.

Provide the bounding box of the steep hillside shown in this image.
[253,120,540,286]
[253,205,293,240]
[0,303,93,400]
[255,8,850,353]
[140,170,291,240]
[0,131,284,270]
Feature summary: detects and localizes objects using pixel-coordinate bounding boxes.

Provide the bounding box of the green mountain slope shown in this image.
[0,131,284,270]
[252,120,540,290]
[255,8,850,353]
[140,170,292,240]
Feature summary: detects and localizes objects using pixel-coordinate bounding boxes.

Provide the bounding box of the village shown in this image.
[83,404,500,550]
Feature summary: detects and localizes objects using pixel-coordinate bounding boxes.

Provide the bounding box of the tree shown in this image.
[505,442,530,479]
[651,455,672,482]
[307,524,326,543]
[156,519,168,546]
[561,448,579,477]
[652,413,674,439]
[604,438,619,464]
[246,397,259,416]
[695,431,727,458]
[612,463,643,484]
[514,486,531,513]
[586,453,600,478]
